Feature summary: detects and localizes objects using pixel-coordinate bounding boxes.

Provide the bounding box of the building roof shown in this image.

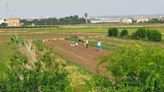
[160,17,164,20]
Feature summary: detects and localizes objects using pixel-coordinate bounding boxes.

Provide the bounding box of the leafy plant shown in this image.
[147,30,162,42]
[120,29,128,37]
[0,35,71,92]
[108,27,118,37]
[131,28,147,40]
[100,42,164,91]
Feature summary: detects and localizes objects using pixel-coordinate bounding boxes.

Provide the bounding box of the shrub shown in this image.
[147,30,162,42]
[100,43,164,91]
[131,28,147,40]
[0,23,7,28]
[108,27,118,37]
[120,29,128,37]
[32,40,45,51]
[131,32,137,39]
[0,36,70,91]
[85,74,112,92]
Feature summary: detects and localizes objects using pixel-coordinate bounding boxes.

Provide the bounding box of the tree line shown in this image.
[21,15,90,26]
[108,27,162,42]
[147,18,164,23]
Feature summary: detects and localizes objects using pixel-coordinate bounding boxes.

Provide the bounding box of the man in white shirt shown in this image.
[97,41,102,52]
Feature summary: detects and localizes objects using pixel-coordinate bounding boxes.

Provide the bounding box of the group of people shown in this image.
[70,39,102,51]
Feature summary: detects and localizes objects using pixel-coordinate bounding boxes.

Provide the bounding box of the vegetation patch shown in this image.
[99,42,164,91]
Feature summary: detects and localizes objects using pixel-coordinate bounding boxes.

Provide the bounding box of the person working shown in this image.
[97,41,102,51]
[86,40,89,48]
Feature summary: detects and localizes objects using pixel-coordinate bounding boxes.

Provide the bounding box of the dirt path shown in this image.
[45,40,111,73]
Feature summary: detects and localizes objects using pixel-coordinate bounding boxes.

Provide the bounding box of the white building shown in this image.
[90,20,102,23]
[90,17,121,23]
[136,18,149,23]
[0,18,5,24]
[121,18,133,24]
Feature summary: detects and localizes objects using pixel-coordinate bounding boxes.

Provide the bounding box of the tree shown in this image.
[108,27,118,37]
[147,18,164,23]
[21,15,87,26]
[120,29,128,37]
[0,23,7,28]
[131,28,147,40]
[147,30,162,42]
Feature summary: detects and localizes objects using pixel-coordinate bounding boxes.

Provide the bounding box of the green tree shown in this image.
[147,30,162,42]
[0,23,7,28]
[120,29,128,37]
[131,28,147,40]
[21,15,88,26]
[108,27,118,37]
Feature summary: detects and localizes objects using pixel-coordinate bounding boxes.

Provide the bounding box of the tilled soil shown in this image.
[45,40,111,73]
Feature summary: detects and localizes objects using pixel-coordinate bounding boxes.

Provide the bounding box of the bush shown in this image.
[131,32,137,39]
[108,28,118,37]
[131,28,147,40]
[147,30,162,42]
[0,23,7,28]
[100,43,164,91]
[0,36,70,91]
[120,29,128,37]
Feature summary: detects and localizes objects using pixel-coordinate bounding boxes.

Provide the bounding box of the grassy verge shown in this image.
[66,60,93,75]
[89,40,121,52]
[1,26,164,34]
[0,43,15,64]
[162,34,164,39]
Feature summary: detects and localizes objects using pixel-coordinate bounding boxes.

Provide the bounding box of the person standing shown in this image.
[97,40,102,51]
[86,40,89,48]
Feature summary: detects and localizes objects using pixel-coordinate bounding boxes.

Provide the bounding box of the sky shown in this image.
[0,0,164,18]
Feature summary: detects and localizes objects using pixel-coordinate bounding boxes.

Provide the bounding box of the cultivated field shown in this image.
[0,24,164,91]
[0,24,164,66]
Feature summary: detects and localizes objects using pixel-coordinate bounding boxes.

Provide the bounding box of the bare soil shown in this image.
[45,40,111,73]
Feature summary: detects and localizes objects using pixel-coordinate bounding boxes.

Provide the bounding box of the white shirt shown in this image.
[98,41,101,46]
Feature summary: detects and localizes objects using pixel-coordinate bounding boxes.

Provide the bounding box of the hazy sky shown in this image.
[0,0,164,18]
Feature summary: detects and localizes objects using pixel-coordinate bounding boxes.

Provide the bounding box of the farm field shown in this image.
[1,24,164,33]
[0,24,164,52]
[0,24,164,64]
[0,24,164,91]
[45,40,111,73]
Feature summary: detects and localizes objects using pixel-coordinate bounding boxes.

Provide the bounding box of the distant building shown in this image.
[136,18,149,23]
[121,18,133,24]
[90,20,103,23]
[90,17,121,23]
[0,18,6,24]
[160,17,164,21]
[7,18,20,26]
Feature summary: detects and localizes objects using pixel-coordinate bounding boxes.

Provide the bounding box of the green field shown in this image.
[0,24,164,63]
[1,24,164,34]
[0,24,164,91]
